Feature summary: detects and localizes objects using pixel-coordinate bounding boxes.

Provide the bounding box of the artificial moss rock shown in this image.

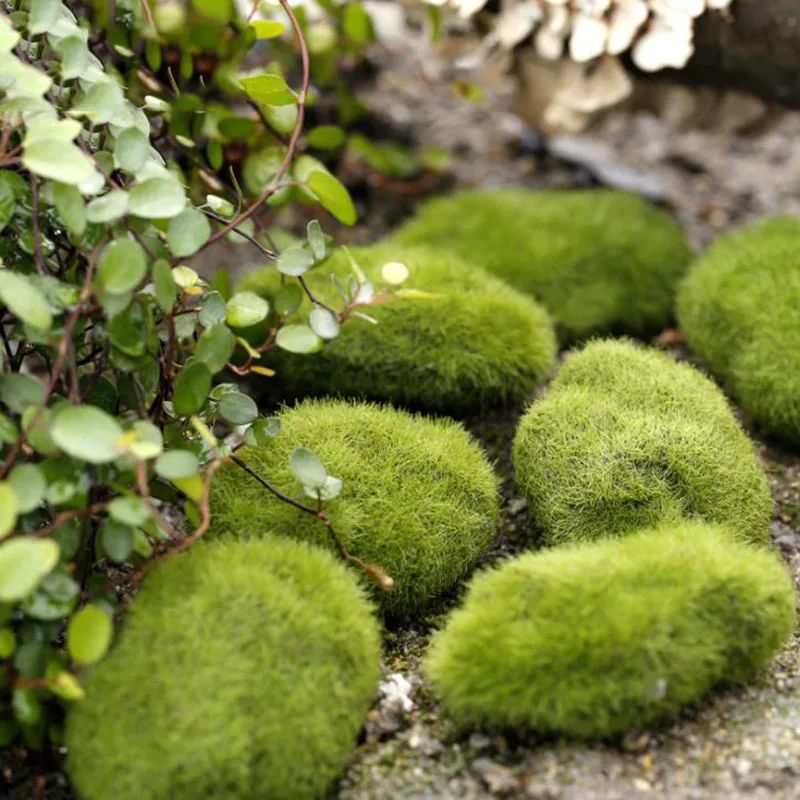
[513,339,772,546]
[209,399,499,618]
[677,216,800,445]
[391,188,692,342]
[238,244,556,412]
[426,522,795,740]
[66,537,381,800]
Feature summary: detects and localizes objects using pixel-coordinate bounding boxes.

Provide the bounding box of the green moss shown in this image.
[513,339,772,546]
[209,399,500,618]
[677,216,800,445]
[66,536,381,800]
[391,189,692,342]
[426,522,795,740]
[237,244,556,412]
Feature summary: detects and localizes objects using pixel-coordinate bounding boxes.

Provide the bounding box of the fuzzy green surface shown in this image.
[513,339,772,546]
[391,188,692,342]
[209,399,499,618]
[426,522,795,740]
[677,216,800,445]
[66,537,381,800]
[237,244,556,412]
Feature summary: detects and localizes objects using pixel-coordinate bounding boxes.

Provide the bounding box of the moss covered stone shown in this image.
[391,189,692,342]
[209,399,499,618]
[426,522,795,740]
[677,216,800,445]
[238,244,556,412]
[513,339,772,546]
[66,536,380,800]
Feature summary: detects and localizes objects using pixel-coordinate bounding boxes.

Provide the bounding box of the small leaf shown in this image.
[307,170,357,225]
[195,324,235,374]
[98,519,135,562]
[198,291,227,326]
[0,538,59,602]
[217,392,257,425]
[68,82,124,124]
[306,125,346,151]
[0,373,44,414]
[97,237,147,295]
[0,483,18,539]
[277,246,315,277]
[152,258,176,313]
[275,324,321,354]
[172,473,204,502]
[114,127,150,173]
[244,416,281,446]
[107,497,151,527]
[52,182,86,237]
[50,405,124,464]
[342,2,375,44]
[172,361,212,417]
[86,191,129,224]
[171,266,199,289]
[155,450,199,480]
[250,19,285,38]
[304,474,342,501]
[0,271,52,330]
[29,0,61,35]
[0,412,18,445]
[240,73,293,106]
[290,446,327,489]
[274,283,303,317]
[226,291,269,328]
[0,179,14,233]
[50,671,85,702]
[128,178,186,219]
[381,261,410,285]
[309,307,340,340]
[57,36,89,80]
[306,219,327,260]
[8,464,45,514]
[167,208,211,258]
[67,605,112,666]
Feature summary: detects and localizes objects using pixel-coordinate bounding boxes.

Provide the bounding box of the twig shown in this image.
[139,0,155,27]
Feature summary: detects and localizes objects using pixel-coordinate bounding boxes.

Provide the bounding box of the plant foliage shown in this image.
[426,522,795,739]
[513,339,772,546]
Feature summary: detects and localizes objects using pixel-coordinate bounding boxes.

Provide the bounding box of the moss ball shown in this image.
[677,216,800,445]
[426,522,795,740]
[513,339,772,546]
[209,399,499,618]
[66,537,381,800]
[237,244,556,412]
[391,188,692,342]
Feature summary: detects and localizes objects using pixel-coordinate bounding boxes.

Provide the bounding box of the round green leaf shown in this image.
[172,361,212,417]
[304,474,342,501]
[0,537,60,602]
[152,258,176,313]
[289,446,327,489]
[307,170,357,225]
[107,497,151,527]
[307,125,346,151]
[195,324,235,374]
[277,246,315,277]
[275,324,321,354]
[8,464,45,514]
[0,412,18,445]
[128,178,186,219]
[217,392,257,425]
[50,404,124,464]
[239,73,293,106]
[226,291,269,328]
[249,19,285,38]
[244,416,281,446]
[68,82,124,124]
[114,127,150,173]
[0,483,18,539]
[98,519,134,563]
[0,628,16,658]
[52,182,86,237]
[274,283,303,317]
[97,237,148,295]
[171,266,199,288]
[30,0,61,36]
[86,191,129,224]
[198,291,227,326]
[22,140,98,185]
[306,219,327,260]
[0,271,52,330]
[67,605,113,666]
[154,450,199,480]
[0,180,13,233]
[167,208,211,258]
[309,307,340,340]
[0,373,45,414]
[57,36,89,81]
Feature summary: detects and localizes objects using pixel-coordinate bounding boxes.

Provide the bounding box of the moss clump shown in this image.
[426,522,795,740]
[209,399,499,618]
[677,216,800,444]
[513,339,772,546]
[238,244,556,412]
[391,189,692,342]
[66,536,381,800]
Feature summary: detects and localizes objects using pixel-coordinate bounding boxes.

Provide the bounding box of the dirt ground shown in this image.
[6,40,800,800]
